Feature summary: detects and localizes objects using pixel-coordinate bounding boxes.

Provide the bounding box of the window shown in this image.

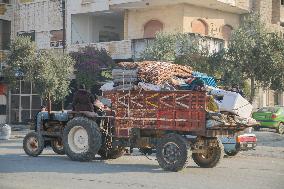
[191,19,208,35]
[50,30,63,48]
[0,20,11,50]
[281,0,284,5]
[221,25,233,41]
[143,20,163,38]
[17,30,35,42]
[0,0,10,4]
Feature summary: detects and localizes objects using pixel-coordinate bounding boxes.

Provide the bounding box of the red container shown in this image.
[104,90,207,137]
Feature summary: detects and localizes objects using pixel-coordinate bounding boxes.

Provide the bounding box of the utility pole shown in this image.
[62,0,66,53]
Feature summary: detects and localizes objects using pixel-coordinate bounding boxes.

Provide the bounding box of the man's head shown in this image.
[41,105,46,111]
[78,84,86,90]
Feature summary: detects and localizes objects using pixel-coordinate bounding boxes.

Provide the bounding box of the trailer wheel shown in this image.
[98,147,125,159]
[156,134,188,172]
[51,138,65,155]
[192,138,223,168]
[63,117,101,161]
[23,132,44,157]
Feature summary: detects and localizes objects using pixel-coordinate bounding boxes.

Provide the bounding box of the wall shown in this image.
[14,0,62,49]
[281,4,284,22]
[71,14,93,44]
[183,4,240,39]
[271,0,280,24]
[71,13,124,44]
[91,15,124,42]
[126,4,184,39]
[126,3,240,40]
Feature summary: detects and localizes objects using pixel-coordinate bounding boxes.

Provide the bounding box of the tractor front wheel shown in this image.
[23,132,44,157]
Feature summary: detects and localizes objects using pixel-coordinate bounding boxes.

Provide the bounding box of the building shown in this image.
[2,0,284,123]
[0,0,14,123]
[5,0,64,123]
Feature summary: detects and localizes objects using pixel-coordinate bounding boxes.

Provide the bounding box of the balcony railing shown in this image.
[69,34,224,60]
[131,34,225,60]
[68,40,132,60]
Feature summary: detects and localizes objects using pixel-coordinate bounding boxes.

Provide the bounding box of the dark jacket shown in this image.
[72,89,95,112]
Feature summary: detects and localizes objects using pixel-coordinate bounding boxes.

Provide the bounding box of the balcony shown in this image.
[68,40,132,60]
[131,34,225,60]
[110,0,250,14]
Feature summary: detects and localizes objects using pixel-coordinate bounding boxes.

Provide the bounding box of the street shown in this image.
[0,130,284,189]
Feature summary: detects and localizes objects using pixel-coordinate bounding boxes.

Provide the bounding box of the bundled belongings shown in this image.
[118,61,192,85]
[111,69,138,91]
[210,89,253,119]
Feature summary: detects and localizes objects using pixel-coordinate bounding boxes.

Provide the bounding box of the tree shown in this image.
[70,46,115,90]
[35,50,75,104]
[140,32,223,77]
[4,36,37,85]
[4,36,75,110]
[223,13,284,102]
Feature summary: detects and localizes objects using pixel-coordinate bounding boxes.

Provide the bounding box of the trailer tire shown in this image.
[224,143,240,156]
[192,138,223,168]
[63,117,101,161]
[51,138,65,155]
[156,133,188,172]
[23,132,44,157]
[98,147,125,159]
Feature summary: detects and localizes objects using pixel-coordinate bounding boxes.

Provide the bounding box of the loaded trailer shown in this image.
[23,90,251,172]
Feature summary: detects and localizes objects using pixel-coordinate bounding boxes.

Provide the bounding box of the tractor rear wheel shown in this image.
[63,117,101,161]
[156,134,189,172]
[51,138,65,155]
[23,132,44,157]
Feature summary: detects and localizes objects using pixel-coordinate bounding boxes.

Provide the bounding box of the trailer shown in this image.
[23,90,250,172]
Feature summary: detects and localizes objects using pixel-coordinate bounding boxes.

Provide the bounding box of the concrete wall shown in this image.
[91,15,124,42]
[14,0,62,49]
[183,4,240,39]
[126,3,240,40]
[71,14,93,44]
[281,5,284,22]
[271,0,280,24]
[71,14,124,44]
[126,4,184,39]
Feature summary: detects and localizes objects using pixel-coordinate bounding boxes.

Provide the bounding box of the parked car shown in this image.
[221,133,257,156]
[252,106,284,134]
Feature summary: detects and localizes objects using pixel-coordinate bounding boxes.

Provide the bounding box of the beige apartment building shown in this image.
[0,0,284,123]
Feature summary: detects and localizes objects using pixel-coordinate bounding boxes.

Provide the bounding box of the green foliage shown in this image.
[35,51,75,102]
[4,36,37,85]
[222,13,284,101]
[70,46,115,89]
[4,36,75,103]
[140,32,177,61]
[140,32,223,77]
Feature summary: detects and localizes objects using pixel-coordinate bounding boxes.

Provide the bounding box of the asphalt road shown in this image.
[0,130,283,189]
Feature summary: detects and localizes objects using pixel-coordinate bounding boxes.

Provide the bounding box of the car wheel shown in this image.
[224,143,240,156]
[253,126,260,131]
[278,123,284,135]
